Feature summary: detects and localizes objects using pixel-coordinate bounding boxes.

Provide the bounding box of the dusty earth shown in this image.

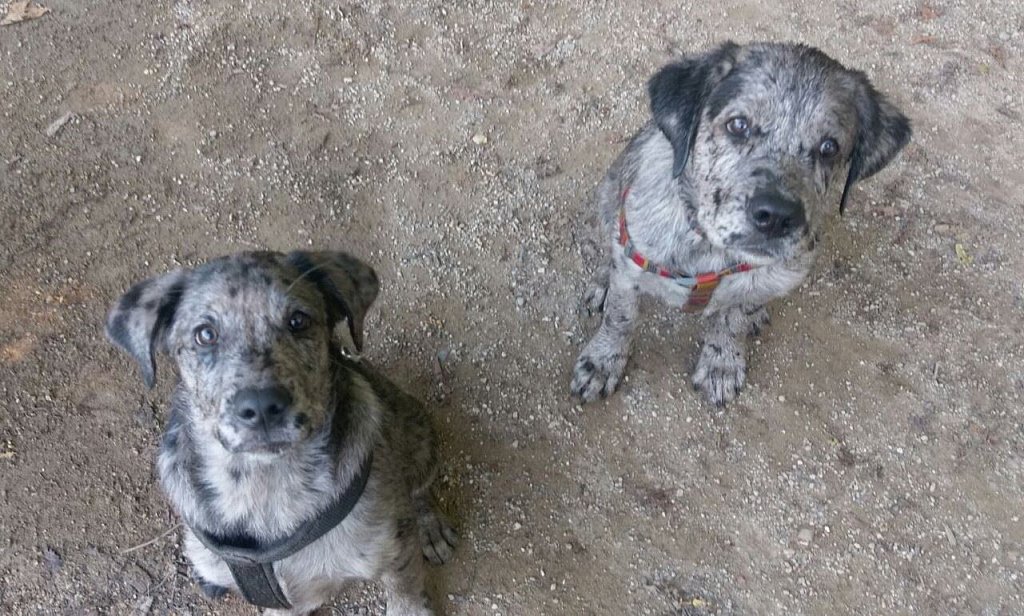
[1,0,1022,614]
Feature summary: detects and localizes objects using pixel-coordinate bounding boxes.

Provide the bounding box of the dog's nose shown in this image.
[230,386,293,428]
[747,192,805,238]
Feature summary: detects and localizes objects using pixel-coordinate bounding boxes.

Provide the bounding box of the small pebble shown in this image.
[797,527,814,546]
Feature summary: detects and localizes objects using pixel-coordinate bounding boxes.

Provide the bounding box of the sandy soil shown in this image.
[1,1,1022,614]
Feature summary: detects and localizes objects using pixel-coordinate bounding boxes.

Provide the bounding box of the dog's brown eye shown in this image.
[726,116,750,138]
[288,311,311,333]
[819,138,839,159]
[194,325,218,347]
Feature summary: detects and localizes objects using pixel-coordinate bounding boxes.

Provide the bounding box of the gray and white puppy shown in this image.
[572,41,912,406]
[106,251,456,616]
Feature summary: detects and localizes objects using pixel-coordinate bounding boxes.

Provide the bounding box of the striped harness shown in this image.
[617,187,754,313]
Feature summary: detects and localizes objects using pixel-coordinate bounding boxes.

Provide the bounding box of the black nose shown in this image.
[230,386,293,428]
[747,192,806,238]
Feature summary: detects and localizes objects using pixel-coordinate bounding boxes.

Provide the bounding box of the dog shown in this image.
[106,251,457,616]
[571,41,911,406]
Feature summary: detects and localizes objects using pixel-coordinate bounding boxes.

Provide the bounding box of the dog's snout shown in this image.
[230,386,293,428]
[747,192,805,238]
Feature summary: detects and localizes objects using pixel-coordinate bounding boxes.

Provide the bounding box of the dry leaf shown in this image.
[955,243,972,265]
[1,1,51,26]
[918,3,944,20]
[1,334,35,363]
[986,44,1008,69]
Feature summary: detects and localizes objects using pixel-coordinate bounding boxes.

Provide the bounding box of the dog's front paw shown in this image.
[571,350,627,402]
[418,510,457,566]
[692,341,746,406]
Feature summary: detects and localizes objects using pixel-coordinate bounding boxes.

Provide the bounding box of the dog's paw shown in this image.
[746,306,770,336]
[197,578,229,600]
[418,510,457,566]
[571,351,627,402]
[692,341,746,406]
[580,283,608,316]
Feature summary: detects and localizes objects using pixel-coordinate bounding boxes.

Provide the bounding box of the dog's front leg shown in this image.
[692,304,766,406]
[571,267,639,401]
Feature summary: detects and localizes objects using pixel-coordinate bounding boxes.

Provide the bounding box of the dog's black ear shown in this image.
[286,251,379,353]
[106,270,188,388]
[648,41,739,178]
[839,76,912,213]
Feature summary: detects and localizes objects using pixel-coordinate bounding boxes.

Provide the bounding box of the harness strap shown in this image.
[190,452,374,609]
[617,186,754,313]
[226,562,291,610]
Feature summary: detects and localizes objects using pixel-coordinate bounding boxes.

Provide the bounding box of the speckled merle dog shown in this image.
[572,42,911,406]
[106,251,456,616]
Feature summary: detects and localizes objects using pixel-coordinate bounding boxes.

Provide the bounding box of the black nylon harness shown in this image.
[190,453,373,609]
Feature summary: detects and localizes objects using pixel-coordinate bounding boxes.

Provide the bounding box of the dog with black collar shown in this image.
[106,250,456,615]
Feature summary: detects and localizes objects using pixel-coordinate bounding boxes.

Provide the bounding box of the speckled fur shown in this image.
[572,42,911,406]
[106,251,456,615]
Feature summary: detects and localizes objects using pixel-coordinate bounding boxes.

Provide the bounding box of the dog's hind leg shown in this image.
[386,385,458,565]
[580,260,612,316]
[382,537,435,616]
[414,492,458,565]
[745,304,770,337]
[361,364,458,565]
[406,431,457,566]
[400,413,457,565]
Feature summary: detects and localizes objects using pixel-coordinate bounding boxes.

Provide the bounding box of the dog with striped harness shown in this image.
[572,42,911,406]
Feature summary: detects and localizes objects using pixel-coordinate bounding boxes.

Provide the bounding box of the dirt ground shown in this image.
[1,0,1022,614]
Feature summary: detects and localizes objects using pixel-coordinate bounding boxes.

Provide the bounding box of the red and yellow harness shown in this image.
[618,187,754,313]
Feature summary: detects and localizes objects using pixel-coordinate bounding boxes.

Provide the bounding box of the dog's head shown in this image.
[649,42,911,261]
[106,251,379,456]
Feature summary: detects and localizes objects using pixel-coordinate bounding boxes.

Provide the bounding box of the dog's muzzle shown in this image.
[223,385,304,453]
[230,386,292,428]
[746,190,806,239]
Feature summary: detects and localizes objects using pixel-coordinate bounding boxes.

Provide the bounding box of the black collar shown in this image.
[190,452,373,609]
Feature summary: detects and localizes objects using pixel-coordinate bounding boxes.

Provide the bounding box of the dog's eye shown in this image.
[287,311,311,333]
[726,116,750,138]
[194,325,218,347]
[818,138,839,159]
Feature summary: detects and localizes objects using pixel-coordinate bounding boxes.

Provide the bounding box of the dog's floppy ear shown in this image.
[839,75,912,213]
[648,41,739,178]
[106,270,188,388]
[286,251,379,353]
